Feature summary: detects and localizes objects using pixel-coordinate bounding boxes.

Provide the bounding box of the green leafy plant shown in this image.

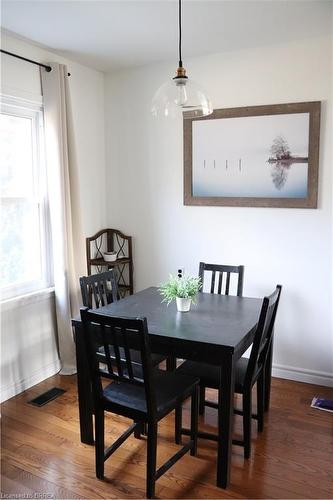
[159,274,202,305]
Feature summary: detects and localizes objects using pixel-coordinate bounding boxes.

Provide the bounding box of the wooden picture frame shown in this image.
[184,101,321,208]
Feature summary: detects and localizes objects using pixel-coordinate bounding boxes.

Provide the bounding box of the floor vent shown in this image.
[28,387,66,407]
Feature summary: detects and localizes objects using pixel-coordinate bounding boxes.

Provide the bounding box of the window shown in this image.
[0,97,52,300]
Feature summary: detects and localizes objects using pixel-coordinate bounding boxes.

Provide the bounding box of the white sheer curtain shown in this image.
[41,63,86,374]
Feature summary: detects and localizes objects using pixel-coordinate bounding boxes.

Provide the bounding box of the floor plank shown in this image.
[1,375,332,499]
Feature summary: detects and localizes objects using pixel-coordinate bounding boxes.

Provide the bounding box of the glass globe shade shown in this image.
[151,77,213,119]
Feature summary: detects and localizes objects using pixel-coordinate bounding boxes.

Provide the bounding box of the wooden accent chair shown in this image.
[80,270,165,367]
[198,262,245,413]
[176,285,282,459]
[80,308,199,498]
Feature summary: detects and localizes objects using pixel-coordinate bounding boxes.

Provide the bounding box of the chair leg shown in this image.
[95,408,105,479]
[190,387,199,456]
[134,421,145,439]
[264,345,273,412]
[146,422,157,499]
[175,405,182,444]
[257,374,265,433]
[199,385,205,415]
[243,391,252,459]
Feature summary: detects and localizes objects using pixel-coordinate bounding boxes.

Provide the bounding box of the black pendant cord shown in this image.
[0,49,71,76]
[178,0,183,67]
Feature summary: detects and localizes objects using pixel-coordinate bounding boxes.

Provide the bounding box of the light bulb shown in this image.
[151,75,213,119]
[174,79,188,107]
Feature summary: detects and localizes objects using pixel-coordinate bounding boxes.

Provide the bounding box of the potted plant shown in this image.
[159,274,202,312]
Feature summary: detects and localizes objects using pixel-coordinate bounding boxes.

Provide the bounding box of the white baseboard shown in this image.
[1,359,61,403]
[1,359,331,403]
[272,363,333,388]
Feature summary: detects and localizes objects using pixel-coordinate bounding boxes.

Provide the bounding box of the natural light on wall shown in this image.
[0,98,52,300]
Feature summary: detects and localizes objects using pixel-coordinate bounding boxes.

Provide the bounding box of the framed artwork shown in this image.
[184,101,321,208]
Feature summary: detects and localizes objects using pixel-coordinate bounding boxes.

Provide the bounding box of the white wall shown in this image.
[1,32,106,400]
[105,34,333,386]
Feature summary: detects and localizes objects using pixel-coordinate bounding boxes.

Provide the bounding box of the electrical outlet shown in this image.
[177,268,185,278]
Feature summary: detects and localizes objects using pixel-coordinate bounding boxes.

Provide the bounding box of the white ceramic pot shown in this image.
[176,297,191,312]
[103,251,117,262]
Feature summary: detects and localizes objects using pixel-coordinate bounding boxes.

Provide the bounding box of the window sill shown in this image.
[1,287,55,311]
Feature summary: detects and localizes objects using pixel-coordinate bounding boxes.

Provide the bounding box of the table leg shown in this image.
[166,357,177,371]
[74,323,94,444]
[217,354,235,488]
[264,335,274,412]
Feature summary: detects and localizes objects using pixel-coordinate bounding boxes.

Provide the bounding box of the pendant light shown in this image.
[151,0,213,119]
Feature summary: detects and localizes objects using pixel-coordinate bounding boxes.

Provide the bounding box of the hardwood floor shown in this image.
[1,374,332,499]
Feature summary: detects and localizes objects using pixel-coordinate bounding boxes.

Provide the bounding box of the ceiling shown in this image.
[1,1,331,72]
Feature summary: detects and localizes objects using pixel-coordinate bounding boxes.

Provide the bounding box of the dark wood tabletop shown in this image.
[72,286,263,489]
[77,286,262,360]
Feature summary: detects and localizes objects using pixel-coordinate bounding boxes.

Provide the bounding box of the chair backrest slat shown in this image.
[122,326,135,379]
[198,262,244,297]
[111,325,123,377]
[104,277,113,304]
[101,323,114,376]
[237,270,244,297]
[210,271,216,293]
[97,281,106,307]
[80,309,156,417]
[225,272,231,295]
[217,272,223,294]
[80,270,118,309]
[92,283,100,307]
[245,285,282,388]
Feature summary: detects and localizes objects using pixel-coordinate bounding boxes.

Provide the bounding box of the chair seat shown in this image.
[103,369,199,419]
[98,345,165,367]
[176,357,249,393]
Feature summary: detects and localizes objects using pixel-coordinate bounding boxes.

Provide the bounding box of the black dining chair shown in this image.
[80,270,165,367]
[176,285,282,459]
[80,270,118,308]
[80,308,199,498]
[199,262,244,296]
[197,262,244,413]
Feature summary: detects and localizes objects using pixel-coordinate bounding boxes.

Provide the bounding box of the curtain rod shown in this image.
[0,49,71,76]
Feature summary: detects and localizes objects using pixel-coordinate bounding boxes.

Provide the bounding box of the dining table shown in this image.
[72,286,266,489]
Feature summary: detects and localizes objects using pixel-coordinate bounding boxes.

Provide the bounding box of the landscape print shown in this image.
[192,112,310,198]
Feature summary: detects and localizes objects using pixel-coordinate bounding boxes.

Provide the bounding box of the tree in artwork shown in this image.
[269,135,291,160]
